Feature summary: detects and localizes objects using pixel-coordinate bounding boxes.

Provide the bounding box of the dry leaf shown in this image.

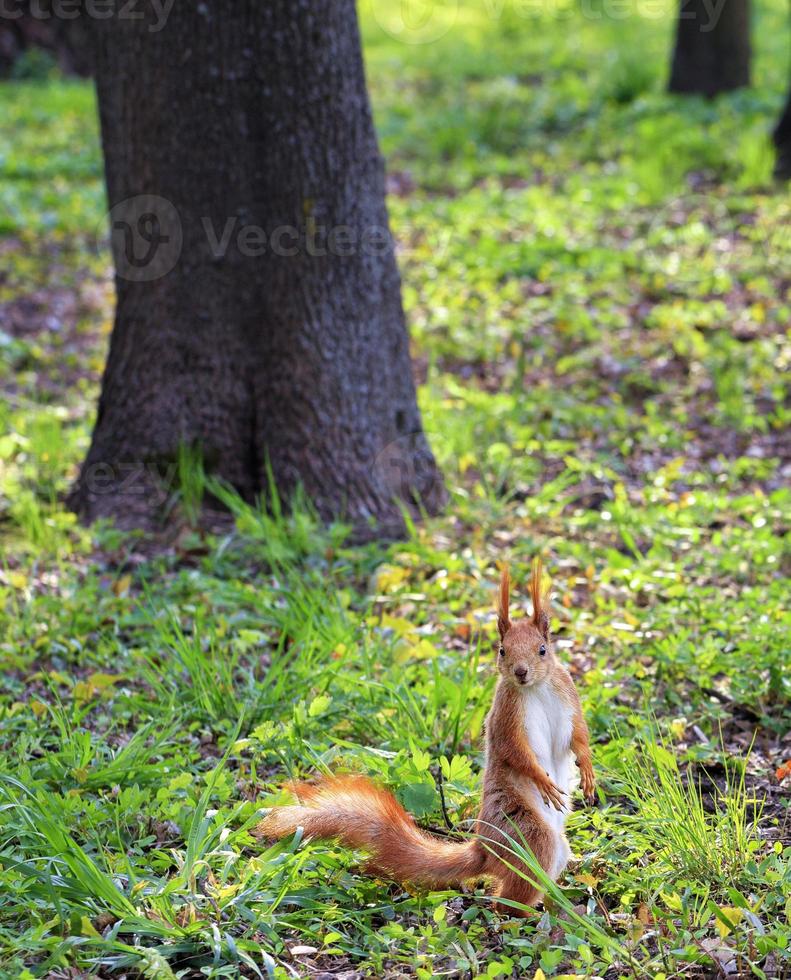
[291,945,318,956]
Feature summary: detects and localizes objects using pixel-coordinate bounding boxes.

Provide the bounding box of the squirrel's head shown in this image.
[495,560,554,689]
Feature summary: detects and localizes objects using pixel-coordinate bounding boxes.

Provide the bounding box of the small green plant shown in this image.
[173,442,207,527]
[10,48,59,82]
[609,732,765,892]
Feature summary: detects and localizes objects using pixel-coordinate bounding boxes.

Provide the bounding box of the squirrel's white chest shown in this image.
[521,683,576,825]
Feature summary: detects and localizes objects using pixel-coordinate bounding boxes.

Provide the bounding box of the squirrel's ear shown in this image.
[530,558,550,639]
[497,565,511,640]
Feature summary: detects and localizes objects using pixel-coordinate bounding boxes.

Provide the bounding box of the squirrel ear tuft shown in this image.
[497,565,511,640]
[530,558,550,639]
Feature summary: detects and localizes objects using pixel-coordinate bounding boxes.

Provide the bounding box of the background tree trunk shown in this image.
[0,2,94,78]
[668,0,751,96]
[773,80,791,178]
[69,0,444,539]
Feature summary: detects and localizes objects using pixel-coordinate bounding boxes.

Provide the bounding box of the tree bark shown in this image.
[668,0,751,96]
[773,81,791,179]
[69,0,444,538]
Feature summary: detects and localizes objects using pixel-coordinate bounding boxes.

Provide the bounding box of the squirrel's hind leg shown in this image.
[493,869,543,917]
[489,813,559,917]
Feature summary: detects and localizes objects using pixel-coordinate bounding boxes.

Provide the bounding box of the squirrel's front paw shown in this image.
[579,763,596,804]
[536,774,566,811]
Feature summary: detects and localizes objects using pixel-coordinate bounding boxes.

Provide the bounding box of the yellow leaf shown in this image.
[626,918,644,941]
[80,916,101,938]
[113,574,132,596]
[714,906,743,938]
[308,694,332,717]
[90,672,122,691]
[30,700,47,718]
[412,638,437,659]
[394,637,437,663]
[74,673,121,705]
[534,970,547,980]
[73,681,92,703]
[372,564,409,593]
[8,570,28,590]
[670,718,687,740]
[458,452,476,473]
[576,872,600,888]
[380,615,417,637]
[662,892,683,912]
[214,883,240,902]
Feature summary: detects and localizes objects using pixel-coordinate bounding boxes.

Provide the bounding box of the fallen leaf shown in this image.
[775,759,791,782]
[714,906,743,938]
[291,945,318,956]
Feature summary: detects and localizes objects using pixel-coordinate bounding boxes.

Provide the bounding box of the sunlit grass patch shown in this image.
[609,733,765,891]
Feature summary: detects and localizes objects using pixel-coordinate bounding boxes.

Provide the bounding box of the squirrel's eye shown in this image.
[499,646,505,657]
[539,644,547,656]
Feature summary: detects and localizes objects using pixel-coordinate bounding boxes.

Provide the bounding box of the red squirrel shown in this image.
[258,560,595,914]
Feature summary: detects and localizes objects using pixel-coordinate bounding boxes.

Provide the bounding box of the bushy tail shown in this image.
[258,775,487,887]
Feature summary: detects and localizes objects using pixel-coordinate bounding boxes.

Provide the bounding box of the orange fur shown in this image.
[529,558,549,637]
[258,774,486,886]
[497,565,511,639]
[257,561,596,917]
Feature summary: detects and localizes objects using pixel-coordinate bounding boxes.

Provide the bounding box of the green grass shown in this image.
[1,0,790,976]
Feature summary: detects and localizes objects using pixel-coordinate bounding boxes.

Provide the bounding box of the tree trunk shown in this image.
[69,0,444,539]
[773,82,791,179]
[668,0,751,96]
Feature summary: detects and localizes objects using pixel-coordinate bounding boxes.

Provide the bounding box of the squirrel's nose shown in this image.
[514,666,528,681]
